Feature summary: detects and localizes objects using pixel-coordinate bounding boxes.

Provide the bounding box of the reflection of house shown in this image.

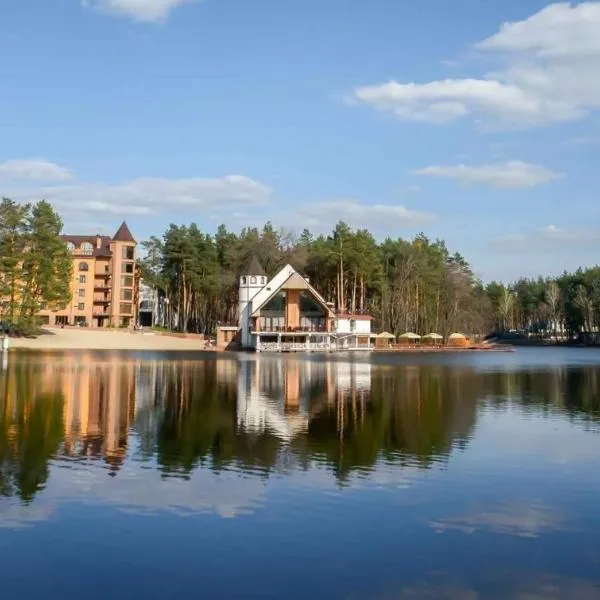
[236,357,372,441]
[37,222,137,328]
[237,359,310,441]
[232,257,373,352]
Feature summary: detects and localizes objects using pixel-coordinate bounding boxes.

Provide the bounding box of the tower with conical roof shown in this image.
[239,256,267,348]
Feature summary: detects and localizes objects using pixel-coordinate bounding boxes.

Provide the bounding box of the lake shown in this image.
[1,348,600,599]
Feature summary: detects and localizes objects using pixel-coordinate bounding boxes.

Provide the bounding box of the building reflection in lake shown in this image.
[236,357,373,442]
[2,352,600,504]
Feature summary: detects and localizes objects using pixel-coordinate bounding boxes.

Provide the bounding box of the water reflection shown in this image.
[1,352,600,505]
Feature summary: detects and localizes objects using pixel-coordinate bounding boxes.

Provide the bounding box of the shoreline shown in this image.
[7,327,212,351]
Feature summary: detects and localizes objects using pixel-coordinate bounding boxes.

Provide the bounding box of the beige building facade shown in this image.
[38,222,137,328]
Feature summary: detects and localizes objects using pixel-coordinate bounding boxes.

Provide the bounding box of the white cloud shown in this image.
[10,174,272,217]
[352,2,600,129]
[476,2,600,58]
[290,199,437,232]
[0,158,73,182]
[490,225,600,253]
[4,159,433,235]
[84,0,199,22]
[415,161,561,189]
[431,502,570,538]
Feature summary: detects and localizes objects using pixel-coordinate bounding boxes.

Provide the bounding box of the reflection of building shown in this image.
[37,222,137,328]
[219,257,374,352]
[236,357,372,441]
[36,354,138,471]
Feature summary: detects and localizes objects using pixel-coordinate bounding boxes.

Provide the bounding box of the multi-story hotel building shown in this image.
[38,222,137,328]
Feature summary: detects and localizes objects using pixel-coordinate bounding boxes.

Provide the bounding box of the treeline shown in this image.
[140,220,600,341]
[487,268,600,341]
[139,221,493,336]
[0,198,72,328]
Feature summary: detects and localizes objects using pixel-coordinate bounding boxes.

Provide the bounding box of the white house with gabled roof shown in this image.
[235,257,374,352]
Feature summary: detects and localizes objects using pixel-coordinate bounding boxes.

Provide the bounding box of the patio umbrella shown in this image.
[399,332,421,339]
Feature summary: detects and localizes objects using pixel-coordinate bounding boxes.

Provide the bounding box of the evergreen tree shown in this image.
[0,199,29,324]
[20,201,72,323]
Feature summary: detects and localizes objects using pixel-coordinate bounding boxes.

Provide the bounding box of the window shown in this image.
[79,263,89,272]
[78,303,85,311]
[241,276,247,285]
[121,289,133,301]
[120,303,132,315]
[121,276,134,288]
[122,262,134,274]
[79,275,86,284]
[56,316,68,326]
[78,289,86,298]
[66,242,75,253]
[261,277,266,284]
[263,291,286,313]
[122,246,134,260]
[350,320,356,332]
[80,243,93,255]
[250,276,257,284]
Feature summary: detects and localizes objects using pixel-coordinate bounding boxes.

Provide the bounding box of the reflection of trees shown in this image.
[3,355,600,502]
[155,360,283,476]
[302,366,480,479]
[155,361,481,481]
[0,362,64,503]
[483,368,600,427]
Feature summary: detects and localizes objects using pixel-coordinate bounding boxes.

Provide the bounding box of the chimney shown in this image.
[96,234,102,249]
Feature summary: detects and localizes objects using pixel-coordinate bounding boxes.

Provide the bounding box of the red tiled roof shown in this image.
[61,235,112,257]
[112,221,136,243]
[336,313,374,320]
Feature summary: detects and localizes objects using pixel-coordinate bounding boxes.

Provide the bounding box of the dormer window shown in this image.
[261,277,266,285]
[80,242,93,255]
[250,276,257,284]
[66,242,75,253]
[241,276,247,285]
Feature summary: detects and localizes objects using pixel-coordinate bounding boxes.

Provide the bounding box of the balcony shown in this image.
[254,325,328,333]
[93,298,111,305]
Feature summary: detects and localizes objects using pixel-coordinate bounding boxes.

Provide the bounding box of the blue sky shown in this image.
[1,0,600,281]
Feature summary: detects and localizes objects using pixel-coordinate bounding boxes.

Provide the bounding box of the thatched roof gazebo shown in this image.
[398,332,421,344]
[448,332,469,347]
[422,332,443,344]
[375,331,396,349]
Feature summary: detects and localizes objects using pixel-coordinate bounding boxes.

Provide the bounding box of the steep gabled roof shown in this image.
[251,264,334,317]
[243,255,266,276]
[112,221,136,243]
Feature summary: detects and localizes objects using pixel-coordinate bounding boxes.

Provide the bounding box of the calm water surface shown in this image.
[1,348,600,599]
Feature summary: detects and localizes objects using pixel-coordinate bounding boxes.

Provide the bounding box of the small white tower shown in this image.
[239,256,267,349]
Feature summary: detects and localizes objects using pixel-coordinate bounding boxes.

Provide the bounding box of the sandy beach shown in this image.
[8,327,211,351]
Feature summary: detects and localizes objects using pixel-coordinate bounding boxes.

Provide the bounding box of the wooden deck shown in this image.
[374,344,514,353]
